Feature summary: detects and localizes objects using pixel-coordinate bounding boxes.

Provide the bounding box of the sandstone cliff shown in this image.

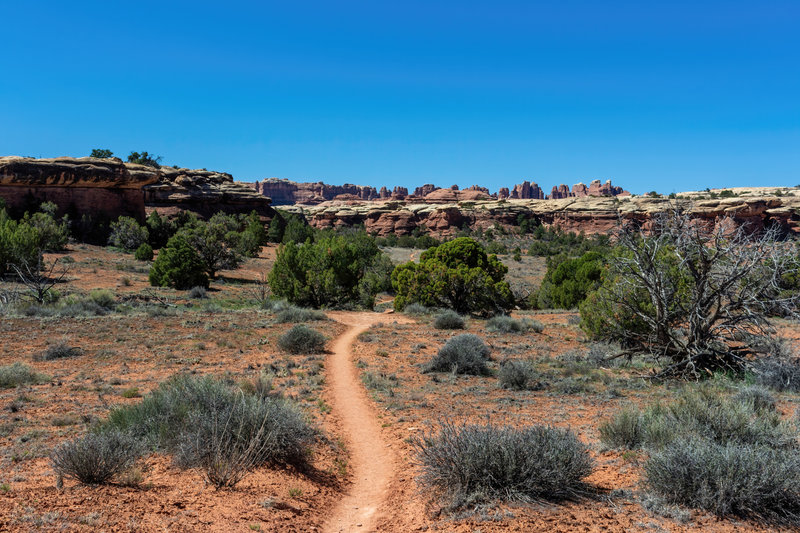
[281,190,800,237]
[0,156,157,221]
[143,167,272,218]
[0,157,273,222]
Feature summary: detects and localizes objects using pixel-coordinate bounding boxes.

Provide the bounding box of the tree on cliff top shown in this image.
[90,148,114,159]
[392,237,514,316]
[127,151,162,168]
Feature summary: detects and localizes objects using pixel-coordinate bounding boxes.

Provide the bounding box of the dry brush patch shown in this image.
[0,245,350,532]
[351,312,796,532]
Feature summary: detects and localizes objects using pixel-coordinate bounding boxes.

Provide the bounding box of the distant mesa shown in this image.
[252,177,628,205]
[254,178,381,205]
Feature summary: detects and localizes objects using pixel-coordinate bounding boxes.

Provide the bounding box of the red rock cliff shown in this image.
[0,156,157,221]
[0,156,273,222]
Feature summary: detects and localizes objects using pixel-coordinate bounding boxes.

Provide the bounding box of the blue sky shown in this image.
[1,1,798,194]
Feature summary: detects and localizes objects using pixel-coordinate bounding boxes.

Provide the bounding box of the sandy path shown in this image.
[323,312,403,533]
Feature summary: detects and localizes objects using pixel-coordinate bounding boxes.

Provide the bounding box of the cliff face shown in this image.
[0,156,157,221]
[281,192,800,237]
[254,178,379,205]
[0,157,273,222]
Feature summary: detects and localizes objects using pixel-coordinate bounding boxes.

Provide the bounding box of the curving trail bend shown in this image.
[322,312,408,533]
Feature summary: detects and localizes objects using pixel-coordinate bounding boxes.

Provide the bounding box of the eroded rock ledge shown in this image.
[0,156,273,221]
[281,191,800,237]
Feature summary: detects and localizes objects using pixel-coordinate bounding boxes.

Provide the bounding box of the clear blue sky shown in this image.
[2,1,798,194]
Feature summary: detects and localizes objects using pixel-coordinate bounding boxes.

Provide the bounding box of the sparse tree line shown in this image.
[3,193,800,381]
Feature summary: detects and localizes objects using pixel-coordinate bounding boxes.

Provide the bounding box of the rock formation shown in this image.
[391,186,408,199]
[0,156,158,221]
[282,191,800,238]
[0,156,272,222]
[252,177,629,204]
[254,178,379,205]
[509,181,545,199]
[144,168,272,218]
[547,179,629,199]
[413,184,439,197]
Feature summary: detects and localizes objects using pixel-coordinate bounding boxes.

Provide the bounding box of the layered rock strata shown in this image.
[0,156,157,221]
[0,156,272,222]
[281,191,800,237]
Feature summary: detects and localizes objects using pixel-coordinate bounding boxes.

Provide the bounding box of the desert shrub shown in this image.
[0,362,48,388]
[0,211,48,276]
[392,238,514,316]
[134,243,153,261]
[180,213,247,278]
[236,211,268,257]
[600,384,800,524]
[51,430,144,485]
[26,211,69,251]
[188,286,208,299]
[485,241,508,255]
[174,392,314,488]
[600,386,795,451]
[403,303,431,315]
[486,315,544,334]
[424,334,491,375]
[275,306,326,323]
[149,234,209,289]
[270,230,391,309]
[103,375,315,487]
[145,211,177,249]
[498,359,542,391]
[433,310,465,330]
[35,342,82,361]
[753,356,800,392]
[599,406,646,449]
[361,371,398,394]
[277,325,326,354]
[109,216,149,252]
[645,438,800,524]
[535,251,605,309]
[413,420,593,509]
[54,296,111,317]
[526,226,611,257]
[89,289,115,309]
[733,385,777,412]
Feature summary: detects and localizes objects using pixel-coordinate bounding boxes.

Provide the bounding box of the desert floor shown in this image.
[0,244,798,532]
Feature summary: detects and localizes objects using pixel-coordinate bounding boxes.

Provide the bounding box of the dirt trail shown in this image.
[323,312,406,533]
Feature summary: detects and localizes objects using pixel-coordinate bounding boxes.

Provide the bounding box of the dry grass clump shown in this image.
[275,306,327,323]
[433,310,465,330]
[413,420,593,509]
[423,334,491,375]
[600,384,800,525]
[102,375,316,488]
[498,359,543,391]
[51,430,144,485]
[277,325,327,354]
[486,315,543,334]
[35,341,82,361]
[0,362,49,388]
